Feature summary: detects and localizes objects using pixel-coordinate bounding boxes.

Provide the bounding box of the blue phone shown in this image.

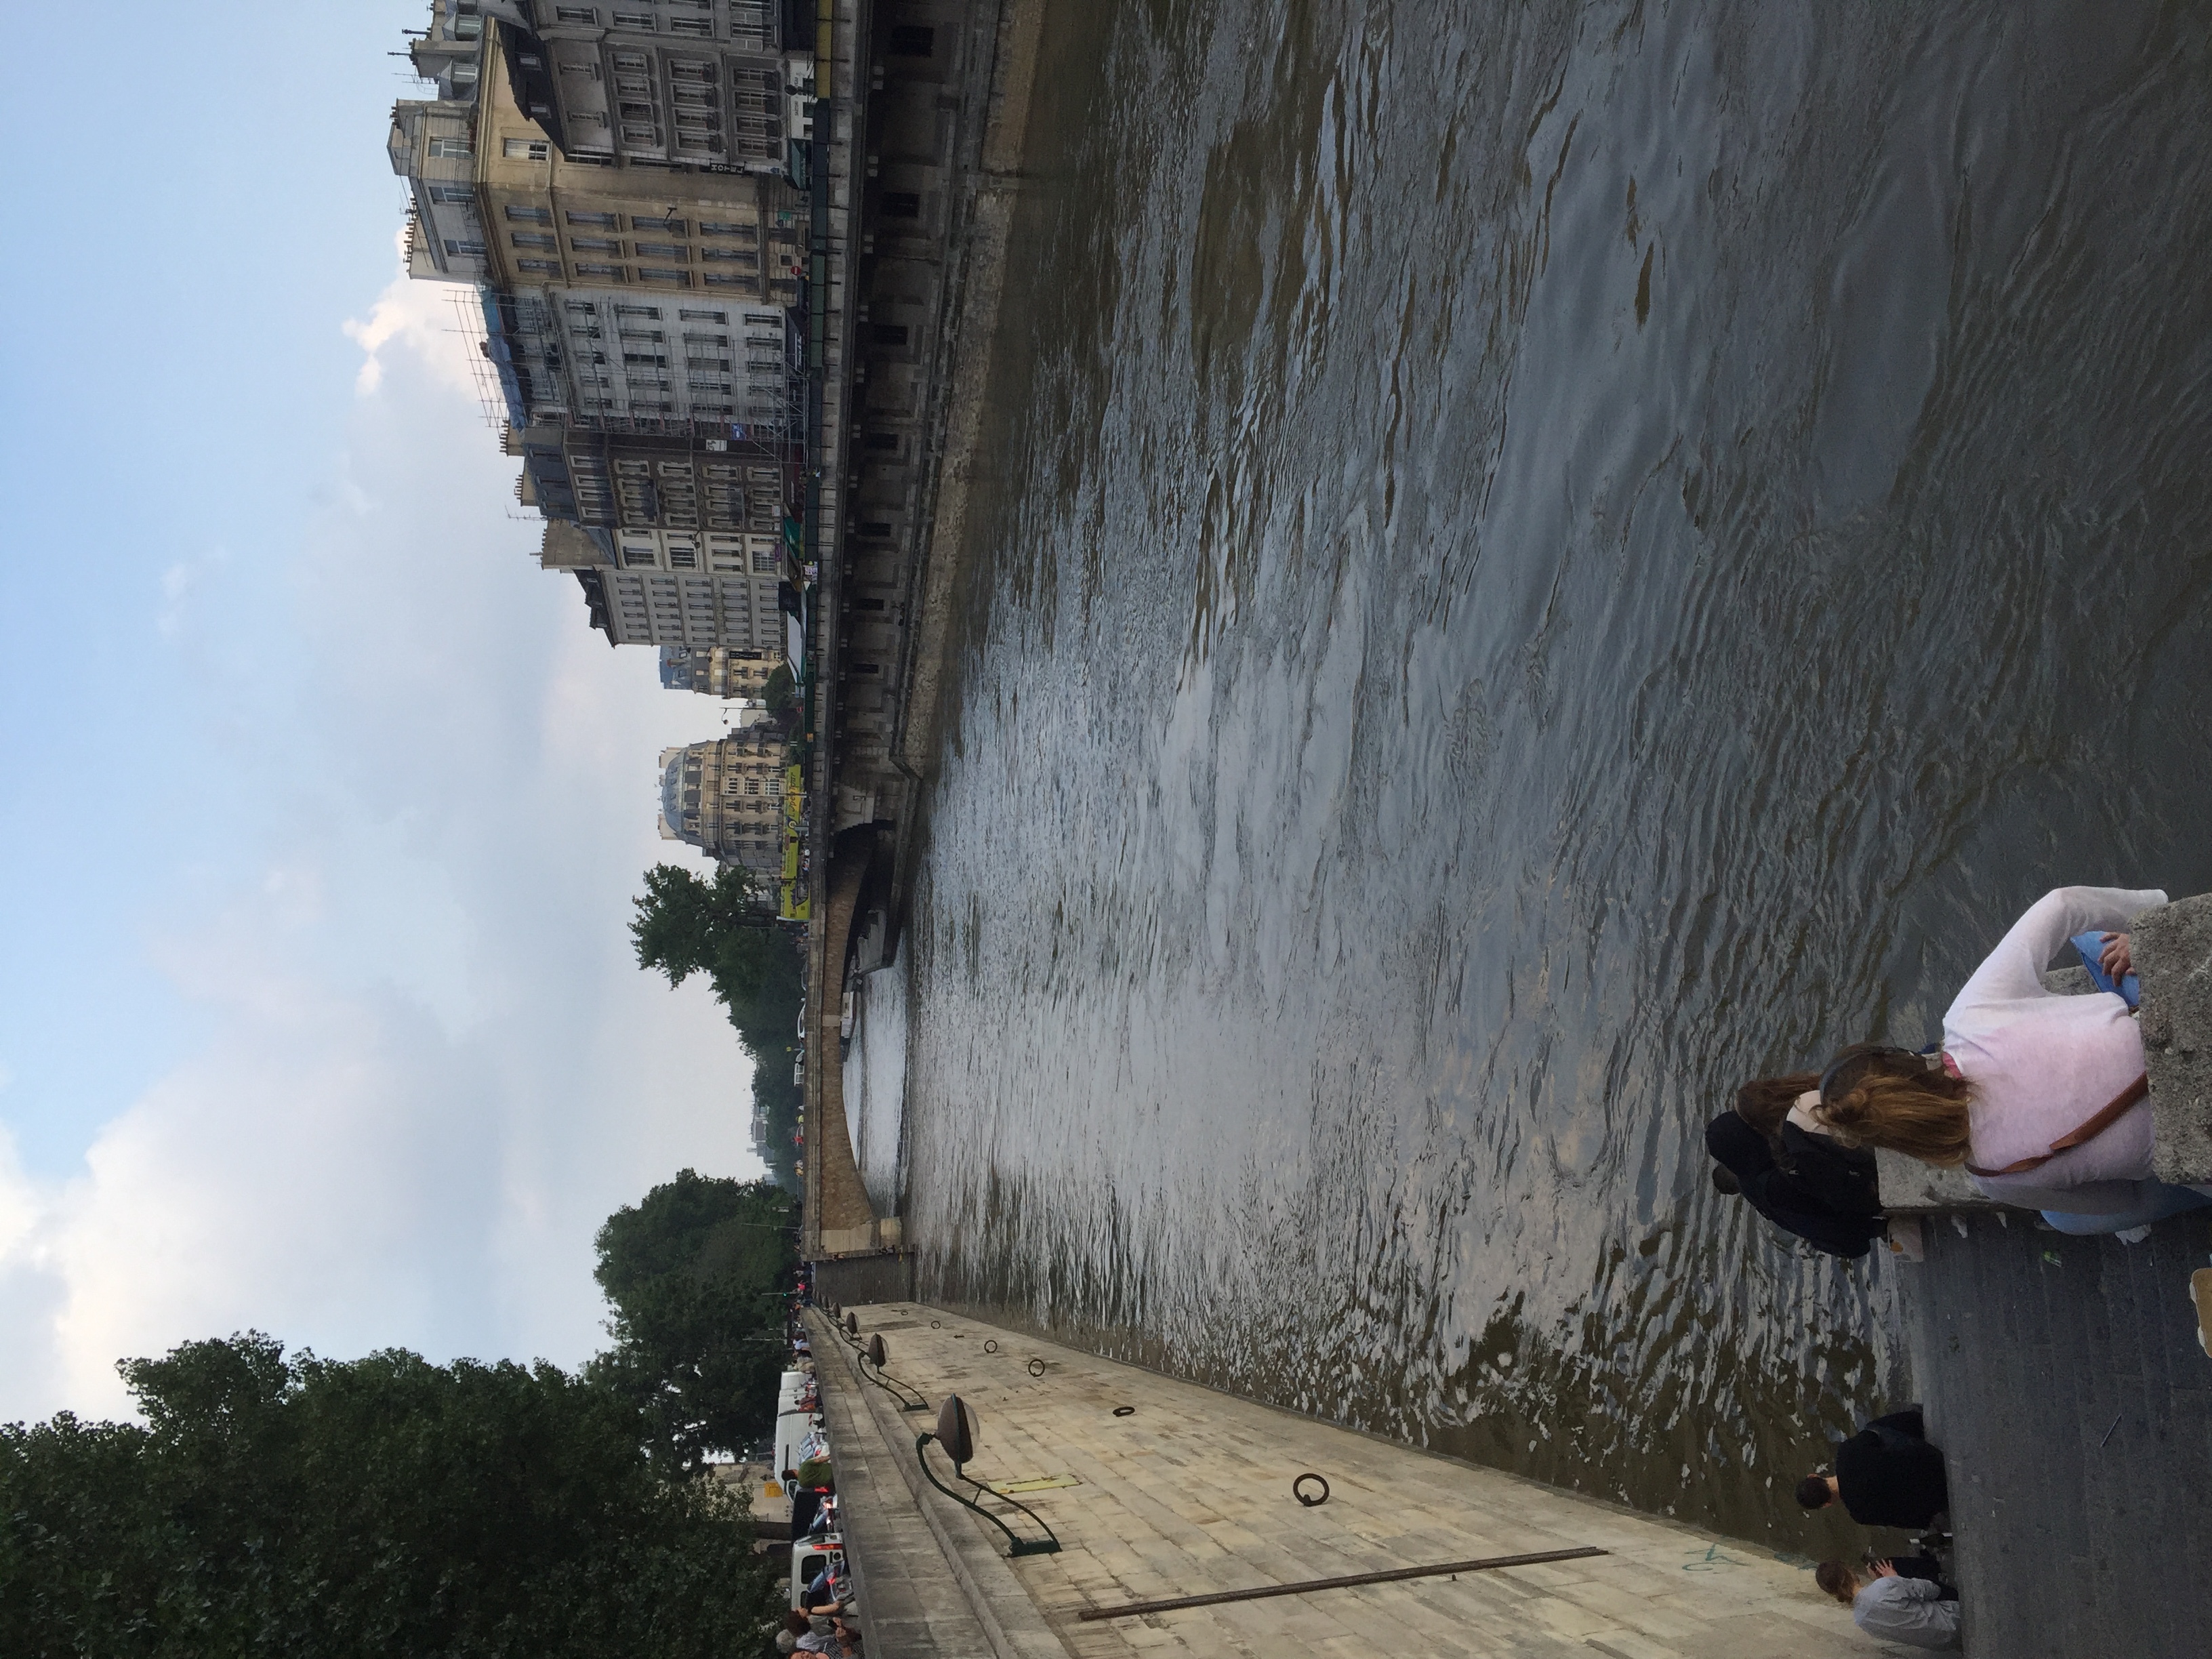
[2071,932,2141,1008]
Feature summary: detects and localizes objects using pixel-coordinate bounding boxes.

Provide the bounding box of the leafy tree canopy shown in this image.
[0,1334,779,1659]
[760,664,796,715]
[630,865,802,1062]
[590,1172,798,1470]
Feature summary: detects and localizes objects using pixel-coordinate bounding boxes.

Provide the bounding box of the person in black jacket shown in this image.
[1796,1406,1950,1530]
[1706,1073,1885,1258]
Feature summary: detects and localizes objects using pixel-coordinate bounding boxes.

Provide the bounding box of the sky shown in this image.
[0,4,762,1423]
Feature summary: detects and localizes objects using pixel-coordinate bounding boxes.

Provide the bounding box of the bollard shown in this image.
[913,1394,1061,1557]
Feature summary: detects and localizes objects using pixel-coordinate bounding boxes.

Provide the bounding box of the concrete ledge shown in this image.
[1875,1149,2001,1214]
[2138,893,2212,1185]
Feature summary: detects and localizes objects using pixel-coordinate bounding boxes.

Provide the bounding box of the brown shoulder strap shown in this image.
[1965,1073,2150,1179]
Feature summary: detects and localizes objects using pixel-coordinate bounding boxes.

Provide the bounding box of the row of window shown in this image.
[620,544,783,573]
[563,302,781,326]
[570,329,777,350]
[573,394,781,416]
[514,258,778,292]
[512,232,760,267]
[556,5,718,30]
[506,207,756,239]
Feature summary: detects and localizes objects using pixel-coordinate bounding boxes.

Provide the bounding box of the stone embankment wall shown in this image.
[806,857,884,1258]
[811,1305,1875,1659]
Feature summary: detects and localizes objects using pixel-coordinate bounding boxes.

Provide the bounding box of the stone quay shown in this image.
[806,1305,1881,1659]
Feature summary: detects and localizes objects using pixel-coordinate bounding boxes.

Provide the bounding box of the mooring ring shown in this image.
[1293,1473,1330,1507]
[930,1319,941,1328]
[1027,1358,1046,1378]
[983,1338,999,1353]
[1112,1406,1136,1417]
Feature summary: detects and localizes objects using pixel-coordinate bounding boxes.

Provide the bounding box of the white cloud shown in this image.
[342,227,484,398]
[0,291,761,1425]
[156,547,233,638]
[0,886,746,1422]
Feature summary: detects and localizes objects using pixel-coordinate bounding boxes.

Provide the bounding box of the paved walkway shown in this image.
[811,1315,1002,1658]
[819,1303,1896,1659]
[1899,1207,2212,1656]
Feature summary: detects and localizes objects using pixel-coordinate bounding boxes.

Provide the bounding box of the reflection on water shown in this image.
[842,945,910,1218]
[899,0,2212,1542]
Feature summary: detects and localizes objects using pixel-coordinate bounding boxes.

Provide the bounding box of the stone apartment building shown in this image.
[660,644,778,697]
[412,0,806,176]
[481,282,800,436]
[657,727,789,873]
[390,13,808,429]
[539,517,787,654]
[525,0,803,176]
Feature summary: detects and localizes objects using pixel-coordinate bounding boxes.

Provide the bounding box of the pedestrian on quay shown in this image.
[1796,1406,1949,1530]
[1706,1073,1885,1257]
[800,1565,845,1621]
[1809,886,2212,1231]
[1815,1557,1960,1649]
[787,1473,824,1541]
[780,1610,859,1656]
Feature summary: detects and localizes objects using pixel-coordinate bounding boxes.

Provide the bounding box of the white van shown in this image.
[789,1534,843,1611]
[773,1378,823,1487]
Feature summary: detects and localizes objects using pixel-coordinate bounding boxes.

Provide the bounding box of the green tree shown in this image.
[630,865,803,1058]
[760,664,795,716]
[0,1334,781,1659]
[752,1064,801,1195]
[590,1172,798,1470]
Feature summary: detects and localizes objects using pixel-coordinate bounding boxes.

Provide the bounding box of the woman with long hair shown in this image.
[1817,886,2212,1217]
[1814,1557,1959,1650]
[1704,1071,1884,1256]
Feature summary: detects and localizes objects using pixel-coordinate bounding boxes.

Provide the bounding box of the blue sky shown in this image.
[0,4,760,1420]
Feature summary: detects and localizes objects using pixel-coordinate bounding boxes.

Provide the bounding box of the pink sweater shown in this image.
[1942,886,2165,1201]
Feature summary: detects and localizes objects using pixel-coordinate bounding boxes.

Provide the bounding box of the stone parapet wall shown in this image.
[2138,892,2212,1184]
[804,853,882,1258]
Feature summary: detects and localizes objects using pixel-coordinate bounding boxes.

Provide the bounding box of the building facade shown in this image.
[475,23,806,302]
[527,0,802,176]
[539,518,786,651]
[660,644,778,697]
[485,283,799,432]
[657,727,788,872]
[391,18,807,304]
[513,422,793,545]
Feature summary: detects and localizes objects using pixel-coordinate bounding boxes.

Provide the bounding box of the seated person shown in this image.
[1815,1558,1959,1650]
[1797,1406,1948,1530]
[800,1567,846,1620]
[1816,888,2211,1220]
[781,1610,855,1657]
[1706,1075,1883,1258]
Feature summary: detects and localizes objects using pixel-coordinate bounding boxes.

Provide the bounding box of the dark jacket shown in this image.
[1837,1408,1949,1529]
[1706,1113,1884,1258]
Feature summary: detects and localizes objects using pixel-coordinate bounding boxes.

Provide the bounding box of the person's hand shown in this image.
[1871,1559,1899,1578]
[2100,933,2133,981]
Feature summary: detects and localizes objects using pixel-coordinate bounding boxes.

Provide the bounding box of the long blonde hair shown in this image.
[1818,1069,1974,1166]
[1814,1561,1860,1604]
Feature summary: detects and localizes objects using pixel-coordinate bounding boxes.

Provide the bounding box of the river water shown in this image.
[880,0,2212,1543]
